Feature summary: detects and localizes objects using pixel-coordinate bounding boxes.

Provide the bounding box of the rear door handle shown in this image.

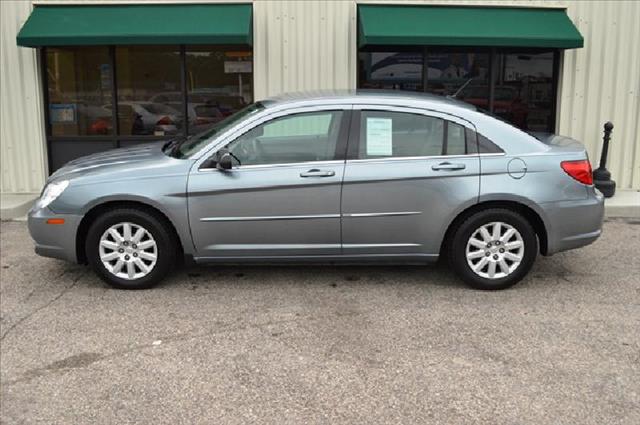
[432,162,466,171]
[300,169,336,178]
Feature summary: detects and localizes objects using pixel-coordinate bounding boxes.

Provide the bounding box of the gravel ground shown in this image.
[1,219,639,424]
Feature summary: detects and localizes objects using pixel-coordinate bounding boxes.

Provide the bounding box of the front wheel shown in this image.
[448,208,537,290]
[86,208,176,289]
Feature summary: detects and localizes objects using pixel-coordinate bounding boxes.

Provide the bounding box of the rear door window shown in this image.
[357,111,444,159]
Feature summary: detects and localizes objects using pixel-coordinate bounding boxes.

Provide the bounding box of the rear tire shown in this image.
[86,208,176,289]
[448,208,537,290]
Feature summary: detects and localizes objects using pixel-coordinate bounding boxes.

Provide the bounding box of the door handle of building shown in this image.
[300,169,336,178]
[432,162,466,171]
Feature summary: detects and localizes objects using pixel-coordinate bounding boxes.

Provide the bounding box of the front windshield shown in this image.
[171,102,265,158]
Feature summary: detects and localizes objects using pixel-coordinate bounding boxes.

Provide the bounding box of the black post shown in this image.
[593,121,616,198]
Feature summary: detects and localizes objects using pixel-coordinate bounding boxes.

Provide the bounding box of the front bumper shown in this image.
[27,207,83,263]
[543,187,605,255]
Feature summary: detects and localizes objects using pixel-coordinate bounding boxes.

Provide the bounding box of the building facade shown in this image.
[1,0,639,198]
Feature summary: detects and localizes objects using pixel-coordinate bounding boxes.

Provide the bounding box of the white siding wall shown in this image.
[1,0,639,193]
[0,1,47,195]
[253,0,357,99]
[559,0,640,190]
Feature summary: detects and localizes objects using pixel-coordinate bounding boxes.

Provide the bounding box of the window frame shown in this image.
[347,105,478,162]
[40,44,254,173]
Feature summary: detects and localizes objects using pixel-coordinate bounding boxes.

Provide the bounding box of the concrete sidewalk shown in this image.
[603,190,640,218]
[2,190,639,221]
[0,193,37,220]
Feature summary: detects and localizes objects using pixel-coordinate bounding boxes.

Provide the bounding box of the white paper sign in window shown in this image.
[366,117,393,156]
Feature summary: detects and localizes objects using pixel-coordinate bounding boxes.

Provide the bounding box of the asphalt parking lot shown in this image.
[1,219,639,424]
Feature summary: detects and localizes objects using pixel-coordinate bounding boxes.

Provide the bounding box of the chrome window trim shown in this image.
[198,153,504,171]
[345,152,504,164]
[197,159,345,172]
[352,103,477,131]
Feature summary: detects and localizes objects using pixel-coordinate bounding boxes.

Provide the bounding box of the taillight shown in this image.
[156,116,173,125]
[561,160,593,185]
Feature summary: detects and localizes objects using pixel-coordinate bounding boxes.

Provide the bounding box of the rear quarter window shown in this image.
[477,133,504,153]
[464,128,504,154]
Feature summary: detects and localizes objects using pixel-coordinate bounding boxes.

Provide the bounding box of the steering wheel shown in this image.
[229,137,265,165]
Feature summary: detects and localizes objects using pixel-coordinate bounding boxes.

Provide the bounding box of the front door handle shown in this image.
[432,162,466,171]
[300,169,336,178]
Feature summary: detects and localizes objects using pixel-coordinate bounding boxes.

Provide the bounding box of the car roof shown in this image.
[262,89,477,111]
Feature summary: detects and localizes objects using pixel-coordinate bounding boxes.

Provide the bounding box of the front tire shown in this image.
[448,208,537,290]
[86,208,176,289]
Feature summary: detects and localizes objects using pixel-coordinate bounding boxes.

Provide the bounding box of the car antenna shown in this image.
[450,78,474,99]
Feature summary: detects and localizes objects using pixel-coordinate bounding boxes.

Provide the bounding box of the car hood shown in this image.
[49,142,188,183]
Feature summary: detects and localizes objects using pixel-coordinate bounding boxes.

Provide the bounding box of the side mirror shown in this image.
[216,152,233,170]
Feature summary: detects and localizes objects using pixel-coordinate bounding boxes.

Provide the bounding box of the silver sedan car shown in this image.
[28,91,604,290]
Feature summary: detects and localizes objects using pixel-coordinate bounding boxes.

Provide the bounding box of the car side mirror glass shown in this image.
[216,152,233,171]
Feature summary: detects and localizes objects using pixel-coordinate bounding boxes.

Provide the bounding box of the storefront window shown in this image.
[185,46,252,134]
[46,47,113,136]
[115,46,183,136]
[495,51,555,132]
[426,51,490,105]
[43,44,254,172]
[358,51,424,91]
[357,47,557,133]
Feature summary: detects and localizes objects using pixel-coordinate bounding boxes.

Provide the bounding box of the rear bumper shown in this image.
[542,188,605,255]
[27,207,83,263]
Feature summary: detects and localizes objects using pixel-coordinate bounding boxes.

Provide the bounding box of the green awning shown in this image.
[17,4,252,47]
[358,5,583,49]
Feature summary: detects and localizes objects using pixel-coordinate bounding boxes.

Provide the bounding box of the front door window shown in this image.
[226,111,344,166]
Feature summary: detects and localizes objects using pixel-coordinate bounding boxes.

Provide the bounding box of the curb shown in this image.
[0,195,37,221]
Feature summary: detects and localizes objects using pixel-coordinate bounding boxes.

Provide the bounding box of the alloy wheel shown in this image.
[465,221,524,279]
[98,222,158,280]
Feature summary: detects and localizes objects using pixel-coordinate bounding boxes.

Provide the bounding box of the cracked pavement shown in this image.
[1,219,639,424]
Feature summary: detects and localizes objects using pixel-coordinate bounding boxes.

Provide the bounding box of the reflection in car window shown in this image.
[447,122,466,155]
[358,111,444,159]
[172,102,264,159]
[225,111,344,166]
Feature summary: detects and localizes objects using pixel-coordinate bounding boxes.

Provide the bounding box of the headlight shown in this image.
[36,180,69,209]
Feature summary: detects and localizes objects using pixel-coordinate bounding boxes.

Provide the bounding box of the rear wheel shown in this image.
[86,208,176,289]
[448,208,537,290]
